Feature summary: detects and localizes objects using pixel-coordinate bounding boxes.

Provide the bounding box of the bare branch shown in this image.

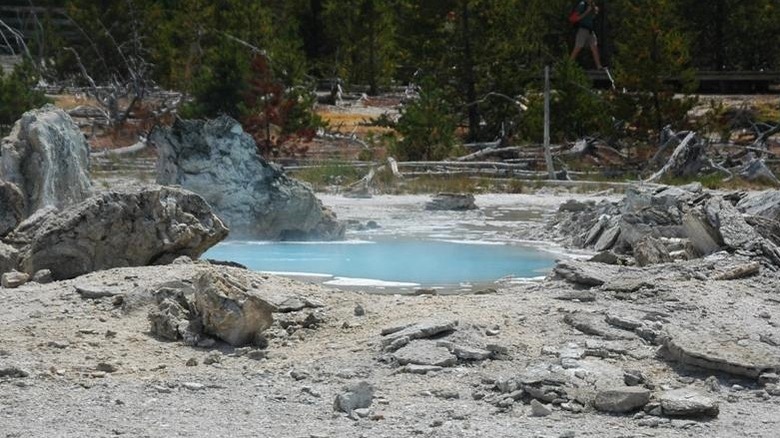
[0,18,31,60]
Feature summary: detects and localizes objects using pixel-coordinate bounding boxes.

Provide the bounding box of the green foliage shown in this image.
[291,162,366,189]
[322,0,398,94]
[678,0,780,71]
[392,79,458,161]
[518,60,613,142]
[611,0,698,139]
[0,62,50,135]
[179,46,250,119]
[241,54,324,158]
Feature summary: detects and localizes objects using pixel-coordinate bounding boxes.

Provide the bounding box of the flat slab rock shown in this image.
[660,389,719,418]
[664,327,780,378]
[564,313,636,341]
[392,341,457,367]
[381,320,458,349]
[553,260,617,287]
[593,387,651,413]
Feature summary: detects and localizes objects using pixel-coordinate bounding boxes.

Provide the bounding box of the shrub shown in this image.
[0,62,50,136]
[392,79,458,161]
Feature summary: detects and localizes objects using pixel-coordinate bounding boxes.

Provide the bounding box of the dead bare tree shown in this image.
[63,0,162,129]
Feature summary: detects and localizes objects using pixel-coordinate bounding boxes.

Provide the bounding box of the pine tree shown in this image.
[611,0,697,140]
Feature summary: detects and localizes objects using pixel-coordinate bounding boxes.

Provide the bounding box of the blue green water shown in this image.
[203,239,556,286]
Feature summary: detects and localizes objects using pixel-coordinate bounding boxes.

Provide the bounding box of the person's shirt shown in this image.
[576,1,595,30]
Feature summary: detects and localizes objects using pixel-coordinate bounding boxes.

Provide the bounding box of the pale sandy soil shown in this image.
[1,193,779,438]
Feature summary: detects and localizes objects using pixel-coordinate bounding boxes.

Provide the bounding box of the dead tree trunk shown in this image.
[645,131,704,183]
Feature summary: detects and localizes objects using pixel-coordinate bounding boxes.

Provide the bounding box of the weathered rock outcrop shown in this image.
[148,270,275,347]
[551,184,780,267]
[152,117,344,240]
[0,105,92,216]
[194,271,275,346]
[6,186,228,280]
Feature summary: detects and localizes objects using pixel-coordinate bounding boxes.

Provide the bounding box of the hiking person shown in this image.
[569,0,604,70]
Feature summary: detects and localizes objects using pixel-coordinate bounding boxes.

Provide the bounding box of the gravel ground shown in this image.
[1,192,779,438]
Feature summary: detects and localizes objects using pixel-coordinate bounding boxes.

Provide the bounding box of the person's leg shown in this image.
[571,28,587,60]
[570,45,583,61]
[589,32,603,69]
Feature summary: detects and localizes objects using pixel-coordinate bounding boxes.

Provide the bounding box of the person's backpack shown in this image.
[568,2,582,25]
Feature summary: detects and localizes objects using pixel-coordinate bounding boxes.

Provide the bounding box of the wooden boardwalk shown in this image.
[586,69,780,93]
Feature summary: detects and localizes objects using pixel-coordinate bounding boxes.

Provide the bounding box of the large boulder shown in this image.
[152,117,344,240]
[194,271,274,346]
[0,105,92,216]
[7,185,228,280]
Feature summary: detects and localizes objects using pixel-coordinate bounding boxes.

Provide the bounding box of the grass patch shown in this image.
[290,162,367,190]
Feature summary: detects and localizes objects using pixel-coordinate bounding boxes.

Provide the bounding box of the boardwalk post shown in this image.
[544,65,555,179]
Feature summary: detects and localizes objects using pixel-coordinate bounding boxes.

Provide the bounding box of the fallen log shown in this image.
[92,139,148,157]
[711,262,761,281]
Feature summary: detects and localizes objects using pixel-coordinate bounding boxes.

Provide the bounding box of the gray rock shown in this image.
[263,293,323,313]
[354,303,365,316]
[737,190,780,221]
[0,241,19,275]
[31,269,52,284]
[9,186,228,280]
[152,117,344,240]
[564,313,635,340]
[530,399,552,417]
[554,291,597,302]
[392,341,457,367]
[182,382,205,391]
[602,277,653,293]
[593,387,651,413]
[75,285,118,299]
[0,105,92,217]
[381,320,458,350]
[588,251,622,265]
[553,260,610,287]
[682,209,722,256]
[424,193,477,211]
[0,181,23,236]
[559,199,594,212]
[660,389,719,418]
[398,364,443,375]
[758,373,779,386]
[707,197,762,250]
[333,381,374,413]
[1,270,28,288]
[0,366,29,378]
[623,369,648,387]
[584,216,607,246]
[663,326,779,378]
[594,225,621,252]
[148,286,202,345]
[194,271,274,347]
[449,344,492,361]
[633,235,672,266]
[605,314,644,331]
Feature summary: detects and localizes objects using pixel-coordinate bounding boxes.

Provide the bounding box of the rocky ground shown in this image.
[2,189,779,438]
